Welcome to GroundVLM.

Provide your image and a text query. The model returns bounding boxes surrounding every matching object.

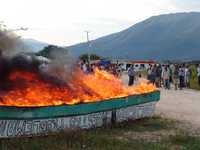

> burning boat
[0,51,160,138]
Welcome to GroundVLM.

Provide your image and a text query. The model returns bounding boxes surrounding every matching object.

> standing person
[169,64,175,84]
[161,65,165,87]
[155,64,162,88]
[173,65,179,90]
[178,65,185,90]
[116,64,122,77]
[147,65,152,81]
[185,66,191,88]
[163,66,170,89]
[128,65,135,86]
[82,63,87,73]
[197,64,200,87]
[151,65,157,85]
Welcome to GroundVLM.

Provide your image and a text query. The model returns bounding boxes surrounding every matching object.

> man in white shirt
[197,64,200,86]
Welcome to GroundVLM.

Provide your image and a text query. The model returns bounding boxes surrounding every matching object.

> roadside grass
[168,133,200,150]
[190,77,200,90]
[189,65,200,90]
[1,116,200,150]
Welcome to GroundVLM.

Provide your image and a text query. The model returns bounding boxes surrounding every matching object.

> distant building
[110,59,156,71]
[128,60,155,71]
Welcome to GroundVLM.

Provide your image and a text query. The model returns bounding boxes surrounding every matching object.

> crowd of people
[129,63,200,90]
[80,60,200,90]
[80,61,123,76]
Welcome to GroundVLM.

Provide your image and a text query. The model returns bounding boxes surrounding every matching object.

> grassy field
[1,117,200,150]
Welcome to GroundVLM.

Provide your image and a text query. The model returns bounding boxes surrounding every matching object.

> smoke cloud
[0,26,29,56]
[0,23,77,90]
[38,47,77,86]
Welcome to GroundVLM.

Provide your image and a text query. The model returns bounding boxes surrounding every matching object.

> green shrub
[189,65,200,90]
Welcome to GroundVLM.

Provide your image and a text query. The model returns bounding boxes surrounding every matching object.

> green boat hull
[0,91,160,138]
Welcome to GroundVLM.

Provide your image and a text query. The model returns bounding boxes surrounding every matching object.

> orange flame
[0,68,157,107]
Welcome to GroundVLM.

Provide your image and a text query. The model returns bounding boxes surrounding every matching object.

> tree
[36,45,68,59]
[79,53,101,62]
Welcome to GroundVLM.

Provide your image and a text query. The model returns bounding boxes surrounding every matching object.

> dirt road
[156,88,200,127]
[122,74,200,127]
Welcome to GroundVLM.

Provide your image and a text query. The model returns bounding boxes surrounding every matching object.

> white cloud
[0,0,199,46]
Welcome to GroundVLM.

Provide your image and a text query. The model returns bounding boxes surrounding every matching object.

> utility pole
[85,31,91,64]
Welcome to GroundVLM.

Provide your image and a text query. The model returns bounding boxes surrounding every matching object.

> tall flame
[0,68,156,107]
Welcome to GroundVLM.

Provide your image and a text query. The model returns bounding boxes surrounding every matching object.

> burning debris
[0,52,156,107]
[0,26,156,107]
[0,49,157,107]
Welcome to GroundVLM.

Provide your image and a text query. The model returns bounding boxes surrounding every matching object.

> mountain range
[68,12,200,60]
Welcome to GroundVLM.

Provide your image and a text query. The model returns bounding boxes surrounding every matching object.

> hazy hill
[68,12,200,60]
[22,39,48,52]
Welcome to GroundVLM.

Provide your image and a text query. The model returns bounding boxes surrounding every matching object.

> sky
[0,0,200,46]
